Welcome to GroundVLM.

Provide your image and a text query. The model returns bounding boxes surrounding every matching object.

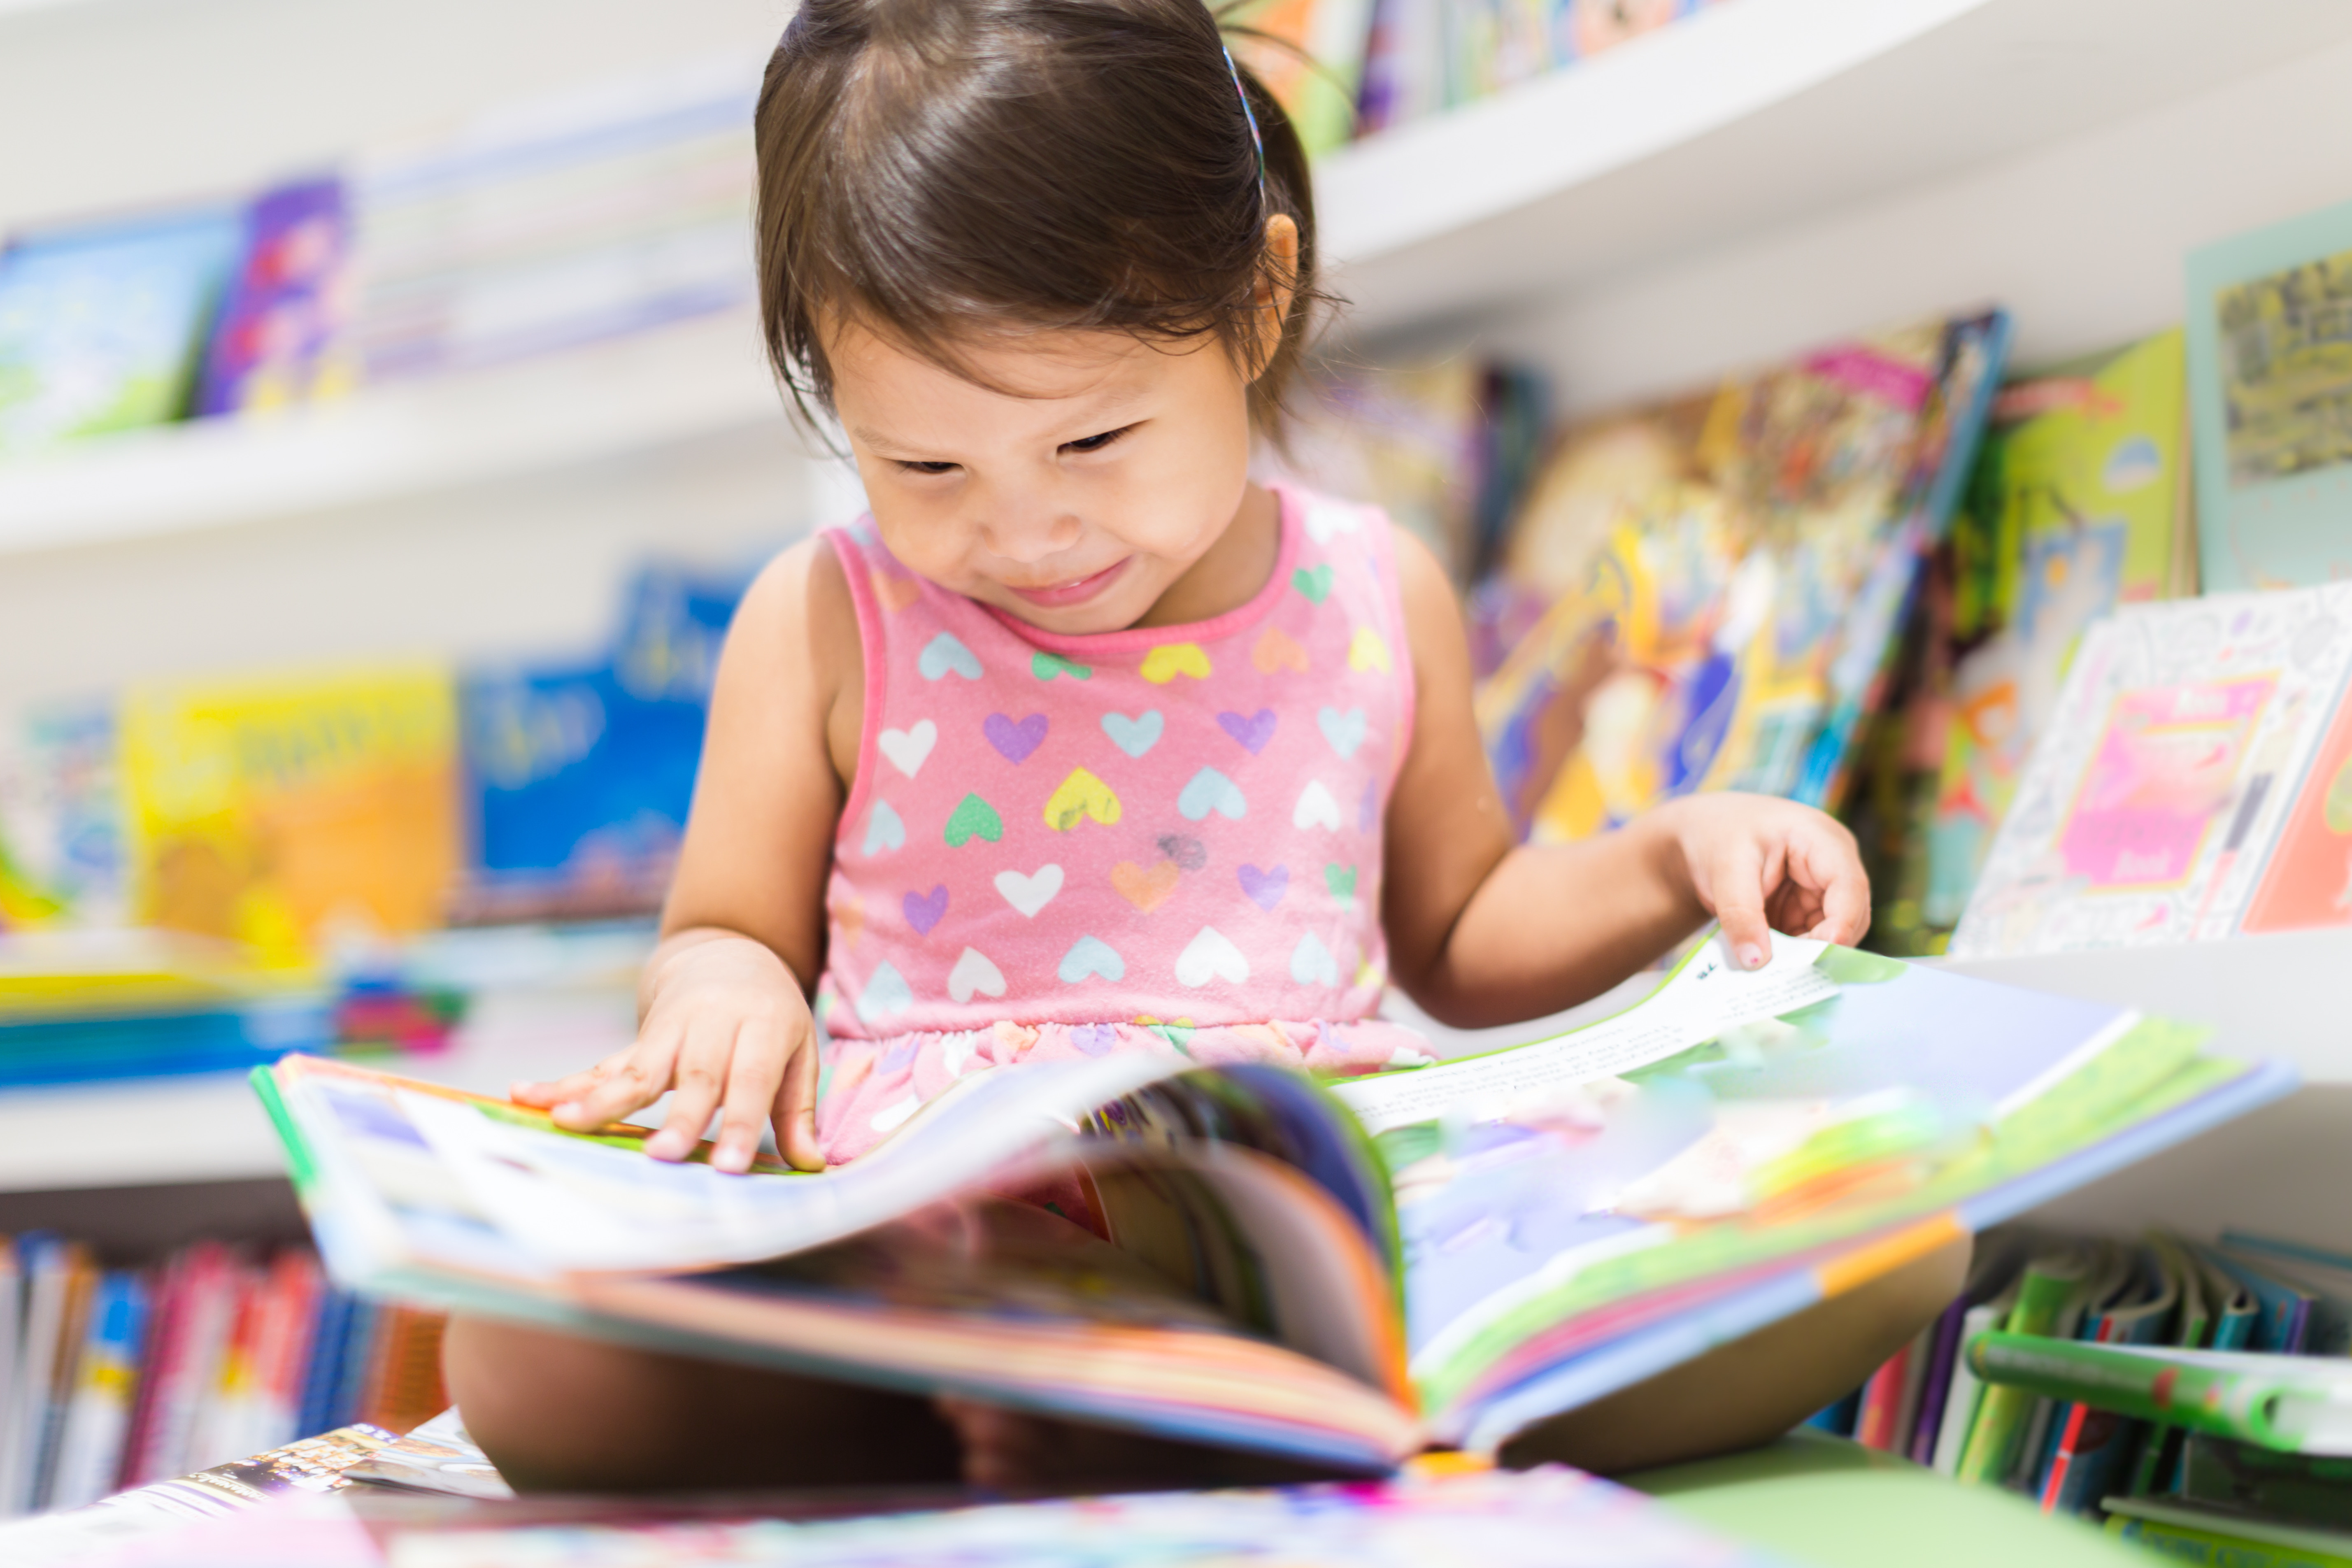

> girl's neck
[1127,482,1282,631]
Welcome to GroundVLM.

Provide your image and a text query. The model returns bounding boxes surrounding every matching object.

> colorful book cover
[1227,0,1378,157]
[1923,332,2193,932]
[2238,660,2352,934]
[193,177,356,418]
[456,563,743,922]
[120,666,460,961]
[1476,310,2008,843]
[0,703,123,932]
[1950,584,2352,958]
[2187,195,2352,591]
[0,205,243,454]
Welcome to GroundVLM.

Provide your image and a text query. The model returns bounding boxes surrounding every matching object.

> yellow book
[121,666,459,961]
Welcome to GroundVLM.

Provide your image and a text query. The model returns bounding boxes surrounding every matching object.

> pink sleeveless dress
[813,483,1434,1163]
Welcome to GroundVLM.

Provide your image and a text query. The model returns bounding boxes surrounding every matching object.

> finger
[775,1028,826,1172]
[647,1015,733,1162]
[1810,849,1873,946]
[710,1013,787,1175]
[1705,838,1775,970]
[510,1048,632,1109]
[554,1028,682,1131]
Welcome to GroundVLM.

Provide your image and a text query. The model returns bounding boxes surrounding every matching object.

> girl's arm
[510,537,863,1170]
[1380,528,1869,1028]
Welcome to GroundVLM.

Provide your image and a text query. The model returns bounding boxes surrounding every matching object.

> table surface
[1626,1431,2149,1567]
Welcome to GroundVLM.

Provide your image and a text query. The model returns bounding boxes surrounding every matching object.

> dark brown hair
[753,0,1323,436]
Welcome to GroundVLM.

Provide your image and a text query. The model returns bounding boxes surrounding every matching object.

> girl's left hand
[1657,792,1871,970]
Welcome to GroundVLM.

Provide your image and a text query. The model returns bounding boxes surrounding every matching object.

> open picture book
[252,933,2292,1469]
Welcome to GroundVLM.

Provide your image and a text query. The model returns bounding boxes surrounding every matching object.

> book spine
[1932,1302,2002,1475]
[1957,1264,2080,1484]
[1966,1334,2297,1451]
[1910,1295,1968,1465]
[1856,1340,1912,1450]
[2106,1512,2352,1568]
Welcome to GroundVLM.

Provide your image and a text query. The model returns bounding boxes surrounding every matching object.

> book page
[1329,934,1834,1137]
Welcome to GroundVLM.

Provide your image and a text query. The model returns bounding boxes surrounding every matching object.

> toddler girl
[446,0,1963,1491]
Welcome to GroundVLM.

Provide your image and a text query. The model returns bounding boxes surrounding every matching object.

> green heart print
[1325,863,1357,899]
[1292,564,1334,604]
[1031,651,1093,681]
[944,793,1005,847]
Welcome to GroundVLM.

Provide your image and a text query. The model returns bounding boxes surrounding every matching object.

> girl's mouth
[1004,557,1131,609]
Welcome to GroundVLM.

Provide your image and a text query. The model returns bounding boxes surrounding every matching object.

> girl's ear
[1247,214,1301,382]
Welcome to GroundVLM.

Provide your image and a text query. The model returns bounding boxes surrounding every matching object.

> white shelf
[1320,0,2352,337]
[1938,927,2352,1087]
[0,984,640,1193]
[0,309,788,554]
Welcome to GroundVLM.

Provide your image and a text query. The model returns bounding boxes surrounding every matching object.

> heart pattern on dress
[879,720,937,778]
[1043,769,1122,830]
[1112,860,1181,912]
[993,864,1063,917]
[1293,780,1342,831]
[1317,706,1366,759]
[1101,710,1163,758]
[855,961,914,1021]
[1252,626,1309,674]
[1058,936,1125,983]
[947,947,1005,1003]
[1290,932,1339,986]
[983,712,1048,764]
[1031,651,1092,681]
[1217,708,1277,755]
[861,800,906,856]
[1139,642,1212,683]
[1177,767,1248,822]
[1324,864,1357,902]
[1175,926,1249,986]
[943,793,1004,846]
[1291,563,1333,604]
[1347,626,1391,674]
[919,632,984,681]
[1238,863,1289,910]
[902,884,949,935]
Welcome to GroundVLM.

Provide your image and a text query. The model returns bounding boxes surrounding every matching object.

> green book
[2105,1496,2352,1568]
[1968,1334,2352,1454]
[1955,1247,2094,1486]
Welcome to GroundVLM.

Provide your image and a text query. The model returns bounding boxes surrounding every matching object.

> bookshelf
[1320,0,2352,337]
[0,311,784,555]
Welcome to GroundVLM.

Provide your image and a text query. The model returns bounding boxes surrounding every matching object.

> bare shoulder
[717,534,865,782]
[1386,523,1473,673]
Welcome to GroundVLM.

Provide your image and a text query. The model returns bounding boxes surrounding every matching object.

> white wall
[1501,27,2352,414]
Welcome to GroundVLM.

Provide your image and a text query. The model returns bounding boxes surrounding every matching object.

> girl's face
[827,318,1258,635]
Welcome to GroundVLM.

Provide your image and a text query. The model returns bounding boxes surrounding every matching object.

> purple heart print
[983,712,1049,763]
[1217,708,1279,755]
[902,884,949,935]
[1237,863,1289,910]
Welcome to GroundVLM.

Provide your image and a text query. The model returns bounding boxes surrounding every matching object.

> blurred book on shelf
[1470,308,2010,845]
[0,55,761,463]
[1274,354,1549,590]
[1947,582,2352,958]
[1849,332,2198,956]
[1356,0,1721,137]
[2187,194,2352,593]
[0,1232,447,1521]
[0,207,245,457]
[344,56,758,384]
[1827,1219,2352,1549]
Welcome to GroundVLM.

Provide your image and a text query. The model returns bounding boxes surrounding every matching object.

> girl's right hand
[508,932,826,1174]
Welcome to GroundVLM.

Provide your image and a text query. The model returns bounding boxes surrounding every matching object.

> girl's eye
[1061,426,1131,455]
[896,459,959,475]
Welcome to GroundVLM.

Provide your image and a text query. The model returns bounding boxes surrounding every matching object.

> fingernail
[551,1101,581,1122]
[716,1142,749,1174]
[646,1132,688,1160]
[1737,944,1764,970]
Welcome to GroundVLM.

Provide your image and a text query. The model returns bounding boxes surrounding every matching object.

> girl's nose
[977,504,1083,565]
